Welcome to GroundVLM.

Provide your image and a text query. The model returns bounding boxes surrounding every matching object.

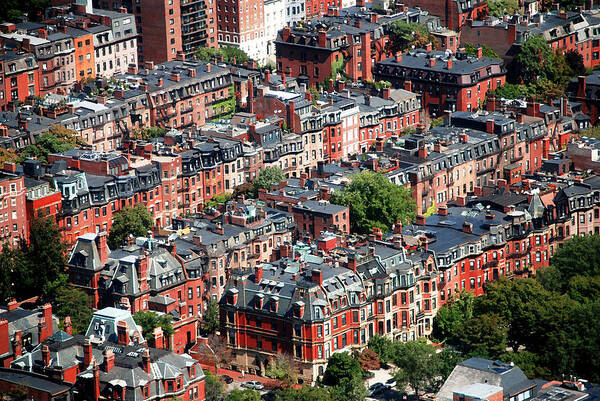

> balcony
[482,260,499,269]
[507,246,532,259]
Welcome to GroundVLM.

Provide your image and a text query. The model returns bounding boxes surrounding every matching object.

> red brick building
[0,368,73,401]
[0,163,28,247]
[374,48,505,116]
[292,200,349,239]
[0,52,39,111]
[398,0,488,31]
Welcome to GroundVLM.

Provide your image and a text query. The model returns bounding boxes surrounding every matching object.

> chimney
[97,95,107,104]
[127,65,138,74]
[347,254,357,272]
[12,330,22,357]
[254,265,263,283]
[395,52,402,62]
[97,232,109,264]
[357,0,365,6]
[508,24,517,44]
[153,326,164,349]
[137,251,149,282]
[393,220,403,233]
[426,42,433,51]
[562,98,570,117]
[188,68,196,77]
[64,316,72,335]
[157,77,163,87]
[404,80,412,92]
[418,145,428,159]
[38,28,48,39]
[415,215,426,225]
[318,30,327,47]
[428,57,436,67]
[84,339,93,366]
[456,196,466,206]
[117,321,129,345]
[282,26,291,42]
[486,119,495,133]
[354,20,362,28]
[42,344,50,367]
[170,72,181,82]
[328,78,334,93]
[438,205,448,216]
[462,221,473,233]
[299,173,307,187]
[477,47,483,58]
[0,320,8,358]
[265,69,271,84]
[337,80,345,92]
[4,162,16,173]
[447,58,453,69]
[176,51,186,61]
[577,76,586,98]
[103,348,115,372]
[142,349,151,374]
[311,269,323,285]
[382,87,391,99]
[93,361,101,401]
[370,13,378,23]
[281,72,286,86]
[144,61,155,70]
[214,221,224,235]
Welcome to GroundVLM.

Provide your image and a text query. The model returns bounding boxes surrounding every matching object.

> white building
[285,0,305,27]
[92,9,138,78]
[264,0,286,63]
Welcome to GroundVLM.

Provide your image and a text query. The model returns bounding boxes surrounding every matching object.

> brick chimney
[347,254,357,272]
[508,24,517,44]
[12,330,22,357]
[382,87,391,99]
[128,64,138,74]
[0,320,9,359]
[103,348,115,372]
[577,76,586,98]
[42,344,50,366]
[311,269,323,285]
[428,57,436,67]
[462,221,473,233]
[64,316,72,335]
[157,77,163,87]
[393,220,403,233]
[418,145,428,159]
[39,303,53,342]
[447,58,453,69]
[142,349,151,374]
[426,42,433,51]
[282,26,291,42]
[153,326,164,349]
[438,205,448,216]
[84,339,93,366]
[96,232,109,264]
[318,30,327,47]
[404,80,412,92]
[370,13,378,23]
[415,215,426,225]
[477,47,483,58]
[93,361,100,401]
[395,52,402,62]
[486,119,495,133]
[254,265,263,283]
[117,321,129,345]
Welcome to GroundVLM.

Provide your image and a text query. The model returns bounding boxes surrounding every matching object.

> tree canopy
[204,370,224,401]
[201,299,221,334]
[195,46,250,65]
[330,170,416,234]
[133,311,174,341]
[463,43,500,58]
[322,352,363,386]
[1,0,50,22]
[108,204,154,249]
[19,125,87,163]
[486,0,519,17]
[53,278,93,335]
[130,126,166,140]
[388,22,436,53]
[225,390,262,401]
[249,167,286,198]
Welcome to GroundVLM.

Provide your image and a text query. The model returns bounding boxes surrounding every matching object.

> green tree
[486,0,519,16]
[53,283,93,334]
[367,335,394,363]
[474,278,549,352]
[567,275,600,304]
[265,353,300,388]
[250,167,286,198]
[19,125,86,163]
[565,49,586,76]
[108,204,154,249]
[392,340,442,396]
[322,352,363,386]
[204,370,225,401]
[541,235,600,292]
[1,0,50,22]
[463,43,500,58]
[460,313,509,359]
[195,46,250,64]
[432,291,474,344]
[430,117,445,128]
[202,299,221,334]
[388,22,436,53]
[331,376,367,401]
[511,35,570,85]
[579,125,600,138]
[226,389,262,401]
[488,83,531,100]
[17,213,67,297]
[130,126,167,140]
[0,242,20,303]
[276,386,333,401]
[205,193,232,209]
[195,47,223,62]
[330,170,416,234]
[133,311,174,341]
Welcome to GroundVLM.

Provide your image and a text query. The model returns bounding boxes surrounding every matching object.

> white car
[242,380,265,390]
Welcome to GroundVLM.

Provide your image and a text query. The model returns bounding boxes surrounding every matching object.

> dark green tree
[460,313,509,359]
[463,43,500,58]
[204,370,225,401]
[133,311,174,341]
[367,335,395,363]
[388,22,436,53]
[541,234,600,292]
[202,299,221,334]
[567,275,600,304]
[276,386,333,401]
[432,291,474,344]
[17,213,67,297]
[488,83,531,100]
[0,242,20,303]
[330,376,367,401]
[1,0,50,22]
[226,389,262,401]
[250,167,286,198]
[487,0,519,16]
[108,204,154,249]
[19,125,86,163]
[53,282,93,334]
[330,170,416,234]
[322,351,363,386]
[195,46,250,64]
[565,49,586,76]
[392,340,442,396]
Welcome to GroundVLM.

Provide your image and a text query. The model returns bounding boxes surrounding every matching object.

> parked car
[242,381,265,390]
[386,378,396,388]
[223,375,234,384]
[369,383,389,397]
